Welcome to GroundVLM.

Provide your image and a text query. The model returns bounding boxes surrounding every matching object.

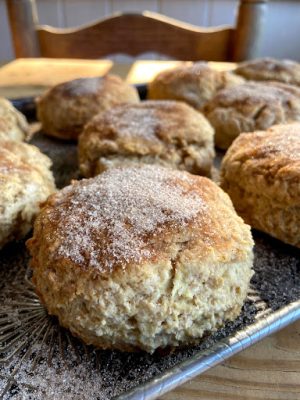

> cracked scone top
[28,165,253,353]
[78,100,215,177]
[204,81,300,149]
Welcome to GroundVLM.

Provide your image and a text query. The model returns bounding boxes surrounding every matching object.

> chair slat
[37,12,234,61]
[6,0,269,61]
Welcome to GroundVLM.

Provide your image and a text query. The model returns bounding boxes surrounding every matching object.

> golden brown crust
[203,81,300,149]
[78,100,215,177]
[0,139,56,248]
[29,166,249,274]
[36,75,140,140]
[147,62,244,109]
[0,97,29,141]
[235,58,300,86]
[220,123,300,247]
[27,165,253,352]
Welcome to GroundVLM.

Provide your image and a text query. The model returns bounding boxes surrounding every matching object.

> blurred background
[1,0,300,61]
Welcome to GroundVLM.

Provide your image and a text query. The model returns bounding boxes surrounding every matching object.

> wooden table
[0,58,299,400]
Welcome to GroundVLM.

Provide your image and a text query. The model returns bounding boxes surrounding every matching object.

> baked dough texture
[36,75,140,140]
[0,97,29,141]
[220,123,300,248]
[78,100,215,177]
[204,81,300,149]
[147,62,244,109]
[27,165,254,353]
[0,140,56,249]
[235,57,300,86]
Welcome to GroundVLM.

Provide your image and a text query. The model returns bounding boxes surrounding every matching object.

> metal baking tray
[0,86,299,399]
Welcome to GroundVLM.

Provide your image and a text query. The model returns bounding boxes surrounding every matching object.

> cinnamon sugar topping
[216,82,300,105]
[59,77,103,97]
[94,101,196,141]
[262,124,300,160]
[100,105,161,141]
[49,166,206,271]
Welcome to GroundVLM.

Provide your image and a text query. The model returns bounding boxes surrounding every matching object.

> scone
[0,139,56,249]
[36,75,140,140]
[203,81,300,149]
[235,57,300,86]
[147,62,244,109]
[78,100,215,177]
[220,123,300,248]
[27,165,254,353]
[0,97,29,141]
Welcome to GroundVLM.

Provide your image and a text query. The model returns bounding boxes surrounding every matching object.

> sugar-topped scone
[220,123,300,248]
[36,75,140,140]
[235,57,300,86]
[147,62,244,109]
[204,81,300,149]
[27,165,254,353]
[0,139,56,249]
[79,100,215,178]
[0,97,29,141]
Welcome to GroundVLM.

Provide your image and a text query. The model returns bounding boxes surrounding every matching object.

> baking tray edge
[116,300,300,399]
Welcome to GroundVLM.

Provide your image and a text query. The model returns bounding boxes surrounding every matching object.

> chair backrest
[6,0,268,62]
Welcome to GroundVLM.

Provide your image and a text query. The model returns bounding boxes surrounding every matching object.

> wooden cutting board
[0,59,235,98]
[160,319,300,400]
[0,58,113,98]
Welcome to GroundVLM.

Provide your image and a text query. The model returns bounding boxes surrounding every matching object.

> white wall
[1,0,300,61]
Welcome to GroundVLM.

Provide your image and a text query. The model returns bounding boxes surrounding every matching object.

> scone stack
[24,68,256,354]
[147,59,300,247]
[4,58,298,354]
[149,60,300,149]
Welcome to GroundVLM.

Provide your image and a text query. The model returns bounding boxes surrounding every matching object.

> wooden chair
[6,0,269,62]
